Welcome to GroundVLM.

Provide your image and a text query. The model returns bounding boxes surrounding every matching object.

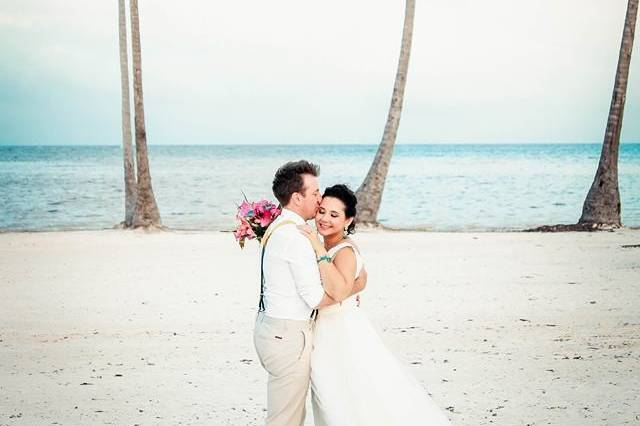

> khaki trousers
[254,312,314,426]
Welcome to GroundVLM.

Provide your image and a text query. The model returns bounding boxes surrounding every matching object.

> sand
[1,229,639,425]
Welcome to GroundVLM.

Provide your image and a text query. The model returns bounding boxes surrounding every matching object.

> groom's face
[299,174,321,220]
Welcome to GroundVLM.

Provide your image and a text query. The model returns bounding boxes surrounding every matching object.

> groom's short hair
[273,160,320,206]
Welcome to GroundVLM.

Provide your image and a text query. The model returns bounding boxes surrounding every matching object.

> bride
[298,184,451,426]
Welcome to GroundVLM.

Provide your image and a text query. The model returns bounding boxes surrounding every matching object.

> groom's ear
[290,191,302,206]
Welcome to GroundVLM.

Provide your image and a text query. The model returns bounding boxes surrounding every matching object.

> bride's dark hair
[323,184,357,235]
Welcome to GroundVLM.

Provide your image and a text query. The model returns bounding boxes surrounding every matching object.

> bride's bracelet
[317,254,332,264]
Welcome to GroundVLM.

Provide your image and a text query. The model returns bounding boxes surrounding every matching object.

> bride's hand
[297,224,324,254]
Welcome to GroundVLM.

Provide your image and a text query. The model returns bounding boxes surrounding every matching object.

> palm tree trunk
[579,0,638,228]
[356,0,415,225]
[130,0,162,228]
[118,0,137,228]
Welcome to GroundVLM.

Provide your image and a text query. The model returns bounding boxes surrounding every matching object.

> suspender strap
[259,220,296,311]
[259,247,267,312]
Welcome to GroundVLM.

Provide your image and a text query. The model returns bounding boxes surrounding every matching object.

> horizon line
[1,141,640,148]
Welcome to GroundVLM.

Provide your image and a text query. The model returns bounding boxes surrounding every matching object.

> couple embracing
[253,160,451,426]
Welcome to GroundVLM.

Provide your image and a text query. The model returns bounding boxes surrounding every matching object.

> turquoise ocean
[1,144,639,232]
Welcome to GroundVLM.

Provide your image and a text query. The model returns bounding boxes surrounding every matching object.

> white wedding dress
[311,242,451,426]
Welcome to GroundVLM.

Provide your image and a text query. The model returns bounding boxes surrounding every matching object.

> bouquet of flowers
[234,197,282,248]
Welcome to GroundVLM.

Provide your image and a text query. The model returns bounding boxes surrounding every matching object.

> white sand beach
[1,229,639,425]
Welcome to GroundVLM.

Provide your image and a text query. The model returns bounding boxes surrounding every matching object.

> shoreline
[2,224,640,235]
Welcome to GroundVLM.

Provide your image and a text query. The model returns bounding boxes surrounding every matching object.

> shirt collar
[280,208,306,225]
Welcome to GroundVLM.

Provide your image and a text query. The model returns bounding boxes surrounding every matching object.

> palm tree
[118,0,137,228]
[579,0,638,228]
[356,0,415,225]
[130,0,162,228]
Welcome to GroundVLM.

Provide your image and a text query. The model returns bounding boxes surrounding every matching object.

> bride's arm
[298,226,358,302]
[318,247,357,302]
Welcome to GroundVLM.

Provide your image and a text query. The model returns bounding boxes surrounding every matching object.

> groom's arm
[315,267,367,308]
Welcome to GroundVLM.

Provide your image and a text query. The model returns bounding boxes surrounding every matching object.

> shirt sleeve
[284,232,325,309]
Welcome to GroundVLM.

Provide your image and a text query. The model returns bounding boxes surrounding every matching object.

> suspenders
[258,220,296,312]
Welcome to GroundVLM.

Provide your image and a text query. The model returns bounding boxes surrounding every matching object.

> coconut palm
[118,0,137,228]
[356,0,415,225]
[130,0,162,228]
[579,0,638,228]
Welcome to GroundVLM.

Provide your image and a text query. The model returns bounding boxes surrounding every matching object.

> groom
[253,160,364,426]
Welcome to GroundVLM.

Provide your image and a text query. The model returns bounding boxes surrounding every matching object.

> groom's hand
[353,267,367,295]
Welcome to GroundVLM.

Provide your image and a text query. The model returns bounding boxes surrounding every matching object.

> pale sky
[0,0,638,145]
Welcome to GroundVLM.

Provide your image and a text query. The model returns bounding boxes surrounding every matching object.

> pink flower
[234,219,255,241]
[237,201,252,219]
[257,206,278,227]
